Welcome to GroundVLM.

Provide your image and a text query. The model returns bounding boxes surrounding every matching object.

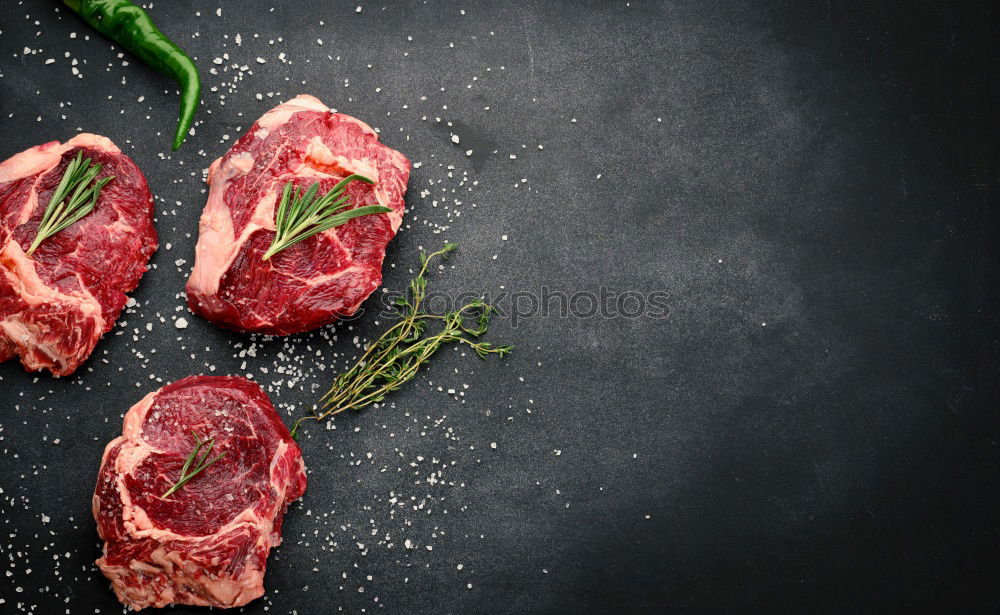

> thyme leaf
[160,431,227,498]
[27,151,114,255]
[291,244,512,438]
[263,174,392,260]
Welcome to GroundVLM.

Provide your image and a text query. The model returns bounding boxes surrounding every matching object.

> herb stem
[290,244,512,438]
[161,431,226,498]
[264,175,392,261]
[27,151,113,255]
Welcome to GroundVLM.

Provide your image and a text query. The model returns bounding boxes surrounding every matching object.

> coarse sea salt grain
[175,318,189,329]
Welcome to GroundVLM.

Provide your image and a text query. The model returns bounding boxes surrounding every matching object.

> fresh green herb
[291,244,512,438]
[160,431,226,498]
[263,175,392,261]
[27,152,113,255]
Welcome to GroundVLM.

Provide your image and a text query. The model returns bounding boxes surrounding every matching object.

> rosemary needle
[263,174,392,260]
[161,431,226,498]
[27,151,113,255]
[291,244,512,438]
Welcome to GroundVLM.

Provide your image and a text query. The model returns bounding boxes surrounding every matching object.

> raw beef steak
[185,94,410,334]
[93,375,307,610]
[0,134,157,376]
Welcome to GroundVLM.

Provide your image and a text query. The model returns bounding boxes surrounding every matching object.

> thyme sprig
[263,175,392,260]
[291,244,512,438]
[160,431,226,498]
[27,151,113,255]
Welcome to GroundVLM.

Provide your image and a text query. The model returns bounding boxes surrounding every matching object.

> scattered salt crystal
[175,318,189,329]
[451,134,460,144]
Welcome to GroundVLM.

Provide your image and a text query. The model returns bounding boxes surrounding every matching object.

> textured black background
[0,1,997,613]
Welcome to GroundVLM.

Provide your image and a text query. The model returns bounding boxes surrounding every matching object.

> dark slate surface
[0,1,997,613]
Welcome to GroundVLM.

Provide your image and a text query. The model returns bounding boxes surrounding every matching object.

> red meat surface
[185,94,410,334]
[93,375,307,610]
[0,134,157,376]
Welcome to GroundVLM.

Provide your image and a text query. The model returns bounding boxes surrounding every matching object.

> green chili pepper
[63,0,200,150]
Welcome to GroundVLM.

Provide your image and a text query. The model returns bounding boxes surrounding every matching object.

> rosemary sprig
[290,244,512,438]
[160,431,227,498]
[27,151,113,255]
[263,174,392,260]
